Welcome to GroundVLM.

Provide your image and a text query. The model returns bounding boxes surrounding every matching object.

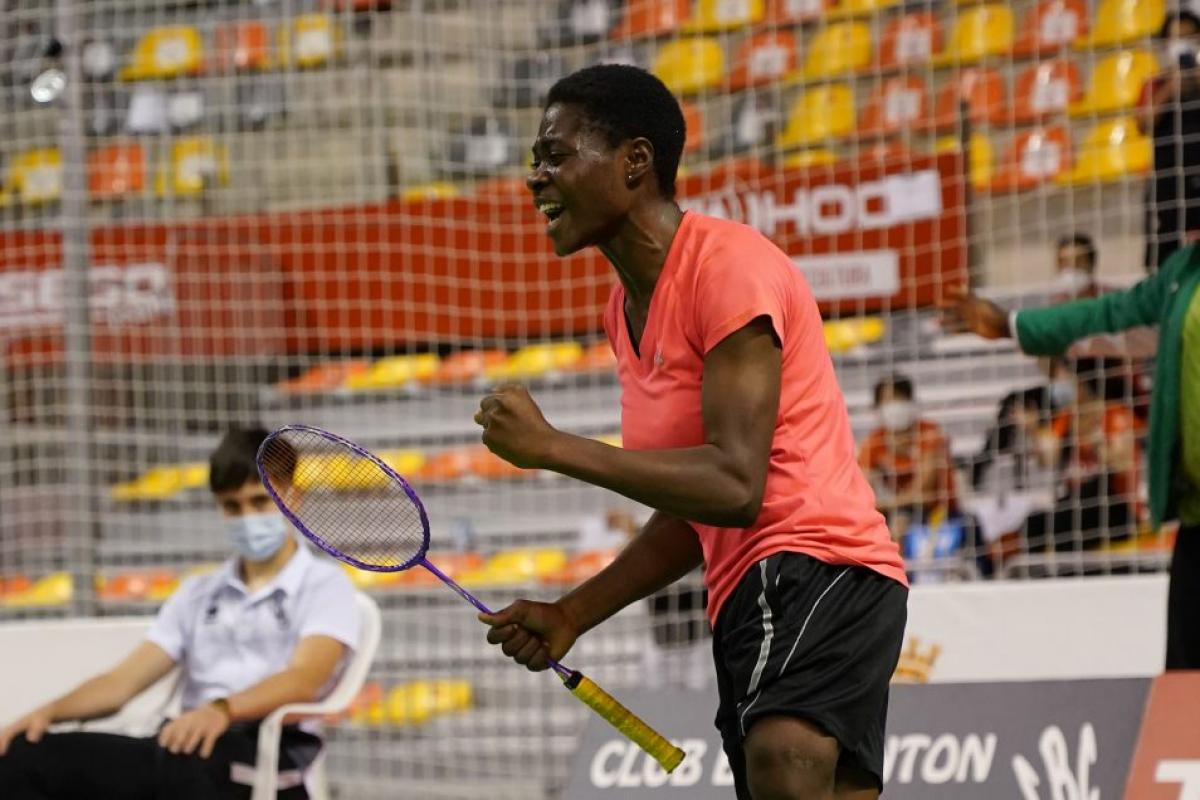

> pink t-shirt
[603,212,908,625]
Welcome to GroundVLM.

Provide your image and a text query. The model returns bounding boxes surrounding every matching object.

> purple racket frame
[257,424,575,680]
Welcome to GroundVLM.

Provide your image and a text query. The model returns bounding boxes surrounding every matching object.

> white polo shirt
[146,537,360,711]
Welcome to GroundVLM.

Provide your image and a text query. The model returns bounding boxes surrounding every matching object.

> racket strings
[260,429,427,569]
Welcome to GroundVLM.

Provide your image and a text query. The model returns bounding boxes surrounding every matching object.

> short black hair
[209,427,294,494]
[1056,233,1097,270]
[545,64,686,199]
[874,374,914,405]
[1159,10,1200,39]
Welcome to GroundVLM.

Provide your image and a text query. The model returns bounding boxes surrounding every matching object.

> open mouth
[535,200,566,232]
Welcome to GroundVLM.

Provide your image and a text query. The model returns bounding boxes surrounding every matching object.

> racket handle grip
[564,671,685,774]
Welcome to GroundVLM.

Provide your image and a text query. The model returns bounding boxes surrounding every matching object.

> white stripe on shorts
[737,559,775,736]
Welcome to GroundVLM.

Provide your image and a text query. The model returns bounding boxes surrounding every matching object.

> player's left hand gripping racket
[257,424,685,773]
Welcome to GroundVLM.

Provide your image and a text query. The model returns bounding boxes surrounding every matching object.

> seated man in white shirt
[0,427,361,800]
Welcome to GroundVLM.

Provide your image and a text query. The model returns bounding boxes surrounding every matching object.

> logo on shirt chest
[653,347,664,367]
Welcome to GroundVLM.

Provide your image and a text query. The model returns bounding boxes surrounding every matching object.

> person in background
[1052,233,1100,299]
[1022,358,1142,556]
[858,375,958,538]
[0,428,361,800]
[1139,10,1200,271]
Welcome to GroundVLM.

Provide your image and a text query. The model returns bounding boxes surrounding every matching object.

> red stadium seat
[1012,59,1083,123]
[681,100,705,154]
[212,21,271,72]
[427,350,508,385]
[1013,0,1088,57]
[858,77,929,137]
[925,68,1008,132]
[989,126,1072,192]
[611,0,691,39]
[88,143,146,200]
[727,31,798,91]
[876,12,942,70]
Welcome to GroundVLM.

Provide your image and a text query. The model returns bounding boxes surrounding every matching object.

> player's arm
[477,316,783,528]
[157,635,346,758]
[0,641,176,755]
[479,511,703,670]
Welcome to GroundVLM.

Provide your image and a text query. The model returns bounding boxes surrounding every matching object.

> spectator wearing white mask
[1051,233,1099,300]
[858,375,959,539]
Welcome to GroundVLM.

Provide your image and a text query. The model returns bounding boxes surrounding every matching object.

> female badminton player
[474,64,908,800]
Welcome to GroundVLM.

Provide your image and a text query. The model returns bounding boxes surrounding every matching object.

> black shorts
[712,551,908,797]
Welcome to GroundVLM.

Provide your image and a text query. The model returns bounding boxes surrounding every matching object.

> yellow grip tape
[568,674,686,773]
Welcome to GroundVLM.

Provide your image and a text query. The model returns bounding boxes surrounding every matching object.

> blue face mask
[1050,379,1076,407]
[227,512,290,562]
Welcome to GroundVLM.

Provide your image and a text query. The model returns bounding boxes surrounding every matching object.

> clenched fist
[474,384,562,469]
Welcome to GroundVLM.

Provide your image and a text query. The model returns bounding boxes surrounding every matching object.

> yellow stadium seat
[2,573,72,609]
[652,38,726,94]
[279,14,339,69]
[1079,0,1164,49]
[400,182,461,201]
[782,149,839,168]
[461,548,570,587]
[777,84,855,148]
[1058,117,1150,184]
[6,148,62,205]
[1069,50,1158,117]
[486,341,584,380]
[683,0,765,32]
[823,317,885,352]
[801,22,872,79]
[827,0,898,20]
[377,449,428,477]
[156,137,229,197]
[932,4,1014,66]
[936,132,994,191]
[119,26,203,80]
[345,354,440,390]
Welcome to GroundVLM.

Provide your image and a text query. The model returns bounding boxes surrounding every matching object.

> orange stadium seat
[683,0,764,32]
[728,31,798,91]
[1058,117,1150,183]
[469,446,535,481]
[932,4,1014,66]
[541,550,620,585]
[277,361,370,393]
[925,68,1008,132]
[427,349,508,385]
[989,126,1072,192]
[418,448,475,483]
[6,148,62,205]
[827,0,898,20]
[858,77,929,137]
[681,100,705,154]
[612,0,692,39]
[766,0,830,24]
[88,143,146,200]
[1012,59,1083,122]
[856,140,915,169]
[1013,0,1088,57]
[119,26,204,80]
[1078,0,1164,49]
[876,12,942,70]
[777,84,855,147]
[1069,50,1158,117]
[212,21,271,72]
[801,21,872,79]
[652,37,726,94]
[566,340,618,372]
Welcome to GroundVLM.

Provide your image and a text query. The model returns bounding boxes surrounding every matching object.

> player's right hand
[479,599,579,672]
[938,290,1011,340]
[0,704,54,756]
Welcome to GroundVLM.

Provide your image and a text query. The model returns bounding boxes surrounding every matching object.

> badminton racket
[256,424,685,773]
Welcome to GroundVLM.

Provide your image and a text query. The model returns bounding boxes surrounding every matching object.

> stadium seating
[119,26,203,80]
[1058,116,1151,183]
[485,342,584,380]
[278,361,371,394]
[345,354,441,390]
[1012,59,1083,122]
[88,143,146,200]
[782,149,838,168]
[766,0,829,23]
[539,0,623,44]
[611,0,692,39]
[1069,50,1159,117]
[278,14,338,69]
[876,11,942,70]
[989,126,1072,192]
[857,76,929,137]
[1012,0,1088,56]
[400,182,461,201]
[926,68,1008,132]
[727,30,798,90]
[682,0,764,32]
[430,349,509,384]
[827,0,897,19]
[681,100,705,153]
[932,4,1014,66]
[652,37,726,93]
[777,84,855,147]
[156,137,229,197]
[212,20,272,72]
[800,21,872,79]
[1078,0,1165,49]
[6,148,63,205]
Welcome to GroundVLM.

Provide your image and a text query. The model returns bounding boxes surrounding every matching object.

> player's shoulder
[302,549,357,594]
[171,567,223,601]
[685,212,781,258]
[681,213,795,282]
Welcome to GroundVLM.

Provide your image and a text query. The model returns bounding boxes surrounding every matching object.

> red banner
[0,154,965,361]
[1124,672,1200,799]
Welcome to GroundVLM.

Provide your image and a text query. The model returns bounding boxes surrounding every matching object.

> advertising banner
[1124,672,1200,799]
